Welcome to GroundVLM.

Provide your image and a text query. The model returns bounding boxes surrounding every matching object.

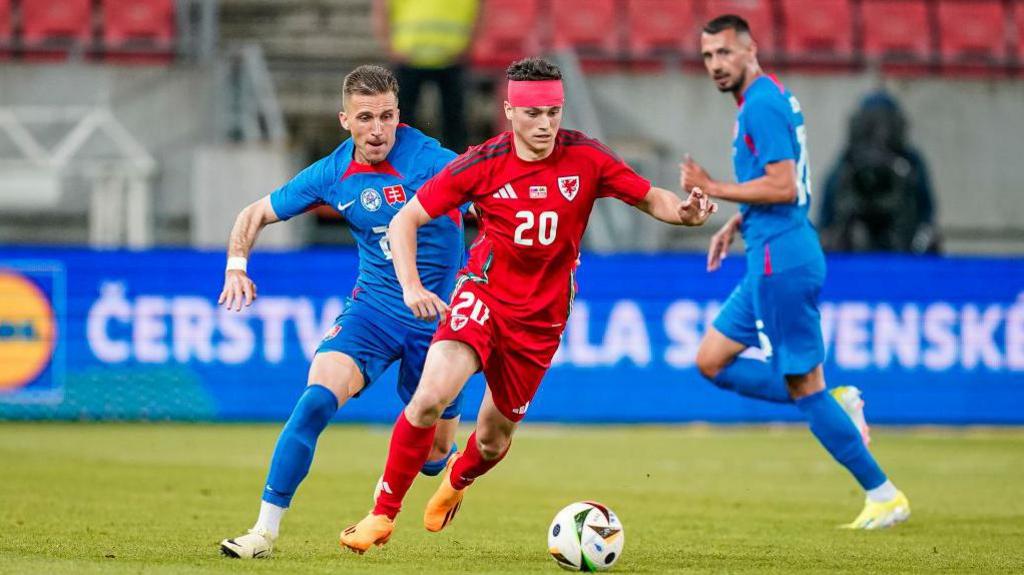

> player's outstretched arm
[218,196,280,312]
[389,197,450,322]
[682,156,798,205]
[635,186,718,226]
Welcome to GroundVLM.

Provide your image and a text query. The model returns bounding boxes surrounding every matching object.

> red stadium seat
[1018,1,1024,60]
[861,0,931,61]
[626,0,700,58]
[0,0,12,52]
[470,0,543,68]
[781,0,854,60]
[700,0,776,57]
[22,0,93,51]
[101,0,176,52]
[937,0,1007,63]
[551,0,619,56]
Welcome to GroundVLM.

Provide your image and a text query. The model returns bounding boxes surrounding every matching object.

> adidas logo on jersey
[511,402,530,416]
[492,183,517,199]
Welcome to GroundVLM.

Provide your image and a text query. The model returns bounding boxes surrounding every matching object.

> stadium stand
[860,0,932,62]
[437,0,1015,72]
[625,0,700,59]
[780,0,854,62]
[551,0,619,56]
[0,0,11,49]
[1018,0,1024,60]
[701,0,777,57]
[1,0,1021,254]
[100,0,176,60]
[1,0,1019,73]
[469,0,543,68]
[937,0,1007,63]
[22,0,94,56]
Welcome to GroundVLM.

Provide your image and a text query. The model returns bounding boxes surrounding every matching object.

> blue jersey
[270,125,464,328]
[733,75,821,274]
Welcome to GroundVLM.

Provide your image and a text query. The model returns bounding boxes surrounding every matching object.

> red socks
[373,411,437,519]
[450,431,510,490]
[371,420,512,518]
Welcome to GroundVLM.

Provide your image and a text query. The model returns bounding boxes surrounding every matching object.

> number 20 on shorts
[450,291,490,327]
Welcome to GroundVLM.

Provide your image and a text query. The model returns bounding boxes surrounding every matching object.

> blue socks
[796,390,887,490]
[712,358,793,404]
[262,384,338,507]
[710,358,889,491]
[420,441,458,476]
[261,384,458,506]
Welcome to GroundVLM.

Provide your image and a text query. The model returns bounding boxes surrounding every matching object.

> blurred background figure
[373,0,480,153]
[819,91,940,254]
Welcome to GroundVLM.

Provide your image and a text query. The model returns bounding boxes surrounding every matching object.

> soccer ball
[547,501,624,571]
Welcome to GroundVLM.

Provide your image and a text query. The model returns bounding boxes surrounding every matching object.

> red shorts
[432,280,562,422]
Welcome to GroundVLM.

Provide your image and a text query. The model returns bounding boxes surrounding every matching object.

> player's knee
[407,391,447,423]
[477,439,508,461]
[474,432,510,461]
[308,352,363,402]
[785,373,825,399]
[310,379,350,405]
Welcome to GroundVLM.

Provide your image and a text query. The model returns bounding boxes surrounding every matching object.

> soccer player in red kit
[340,57,717,553]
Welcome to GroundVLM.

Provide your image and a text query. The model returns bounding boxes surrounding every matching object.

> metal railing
[218,43,287,144]
[0,106,157,247]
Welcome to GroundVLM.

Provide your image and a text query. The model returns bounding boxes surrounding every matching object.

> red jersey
[417,130,651,329]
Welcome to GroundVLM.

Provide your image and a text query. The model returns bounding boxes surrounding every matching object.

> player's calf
[368,441,456,503]
[423,429,512,532]
[420,442,458,476]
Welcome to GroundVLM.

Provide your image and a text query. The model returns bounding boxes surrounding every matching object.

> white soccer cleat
[831,385,871,445]
[220,527,275,559]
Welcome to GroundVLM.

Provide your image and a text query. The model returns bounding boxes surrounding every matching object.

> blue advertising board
[1,247,1022,424]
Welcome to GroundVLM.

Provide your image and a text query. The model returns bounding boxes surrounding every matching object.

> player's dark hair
[703,14,751,37]
[506,57,563,81]
[342,65,399,101]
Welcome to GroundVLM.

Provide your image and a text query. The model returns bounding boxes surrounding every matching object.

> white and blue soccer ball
[547,501,624,572]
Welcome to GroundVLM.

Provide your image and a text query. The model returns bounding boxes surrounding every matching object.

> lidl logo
[0,271,56,391]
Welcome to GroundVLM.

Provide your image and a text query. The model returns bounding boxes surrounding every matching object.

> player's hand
[219,270,257,312]
[680,155,712,194]
[707,219,738,272]
[404,285,449,323]
[677,186,718,226]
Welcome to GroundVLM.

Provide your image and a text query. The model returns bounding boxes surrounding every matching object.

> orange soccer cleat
[339,512,394,554]
[423,452,467,532]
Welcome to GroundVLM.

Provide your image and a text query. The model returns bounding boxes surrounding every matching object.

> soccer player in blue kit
[682,16,910,529]
[217,65,467,558]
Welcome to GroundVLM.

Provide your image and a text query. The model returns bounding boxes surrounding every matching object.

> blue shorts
[713,264,826,376]
[316,298,463,419]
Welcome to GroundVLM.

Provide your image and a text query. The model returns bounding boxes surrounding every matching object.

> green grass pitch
[2,423,1023,574]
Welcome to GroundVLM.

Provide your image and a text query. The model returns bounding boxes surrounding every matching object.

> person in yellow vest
[373,0,480,153]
